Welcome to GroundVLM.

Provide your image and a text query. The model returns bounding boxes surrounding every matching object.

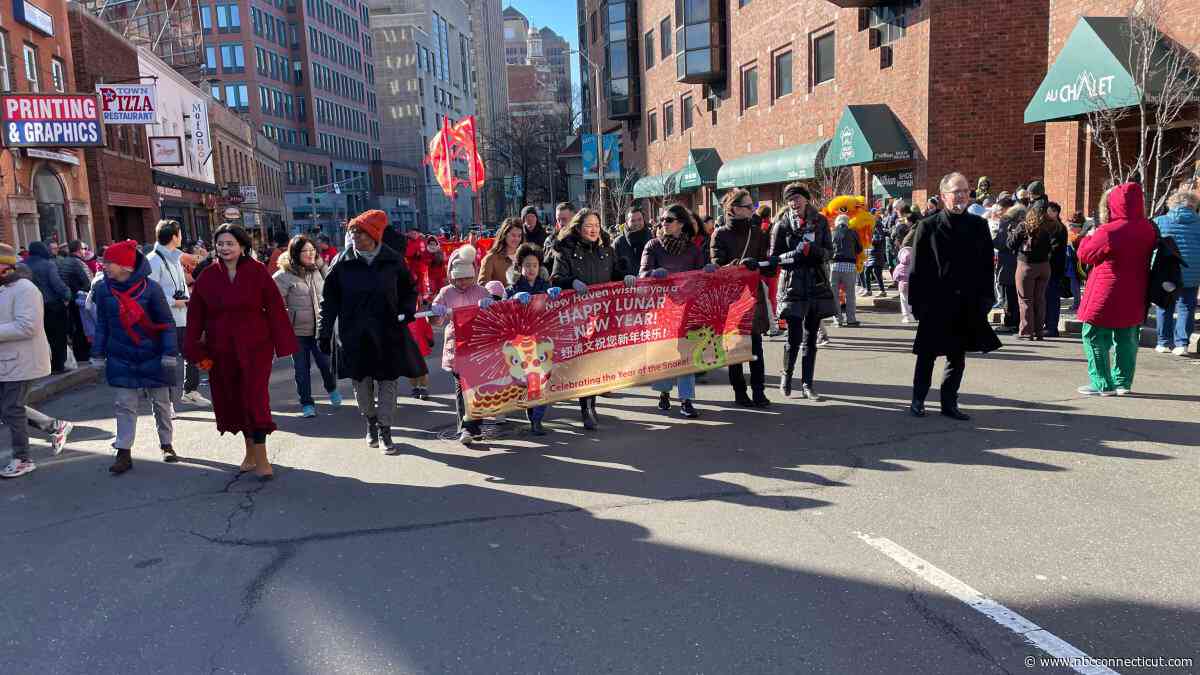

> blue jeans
[527,405,547,423]
[293,336,337,405]
[652,373,696,400]
[1156,287,1198,348]
[1044,276,1063,335]
[1069,276,1081,310]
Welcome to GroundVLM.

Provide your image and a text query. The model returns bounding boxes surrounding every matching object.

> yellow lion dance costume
[820,195,876,272]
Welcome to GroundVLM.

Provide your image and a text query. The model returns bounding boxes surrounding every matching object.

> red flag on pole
[425,117,458,198]
[450,116,486,193]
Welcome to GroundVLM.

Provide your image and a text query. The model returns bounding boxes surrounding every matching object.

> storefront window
[34,169,67,244]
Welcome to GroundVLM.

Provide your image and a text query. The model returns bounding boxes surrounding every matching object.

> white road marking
[854,532,1118,675]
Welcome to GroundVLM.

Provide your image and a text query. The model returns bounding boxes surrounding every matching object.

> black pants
[1002,284,1019,328]
[68,301,90,363]
[861,266,885,294]
[729,332,765,394]
[783,310,821,385]
[44,302,69,373]
[912,350,966,409]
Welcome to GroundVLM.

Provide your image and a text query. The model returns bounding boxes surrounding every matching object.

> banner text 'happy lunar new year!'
[452,269,760,419]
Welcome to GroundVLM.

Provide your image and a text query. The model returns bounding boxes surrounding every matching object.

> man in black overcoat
[907,172,1002,420]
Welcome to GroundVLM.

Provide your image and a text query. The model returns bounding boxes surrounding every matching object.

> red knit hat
[104,239,138,269]
[349,210,388,243]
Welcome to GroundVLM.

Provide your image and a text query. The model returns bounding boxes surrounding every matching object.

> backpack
[1147,223,1187,311]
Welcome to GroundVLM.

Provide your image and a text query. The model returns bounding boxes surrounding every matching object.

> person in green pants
[1074,183,1157,396]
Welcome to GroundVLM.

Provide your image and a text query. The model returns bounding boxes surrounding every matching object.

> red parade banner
[452,269,760,419]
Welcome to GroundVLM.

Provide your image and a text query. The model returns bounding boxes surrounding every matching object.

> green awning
[716,138,830,189]
[632,173,671,198]
[871,169,914,199]
[676,148,723,191]
[1024,16,1167,124]
[825,105,913,168]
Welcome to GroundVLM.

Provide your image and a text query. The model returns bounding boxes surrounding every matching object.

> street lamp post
[569,49,606,232]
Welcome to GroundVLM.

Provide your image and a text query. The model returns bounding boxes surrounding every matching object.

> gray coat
[273,253,325,337]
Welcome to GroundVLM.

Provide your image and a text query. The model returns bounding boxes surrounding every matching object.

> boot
[238,437,256,473]
[381,427,401,455]
[580,399,597,430]
[366,417,380,448]
[109,448,132,475]
[734,390,755,407]
[658,392,671,411]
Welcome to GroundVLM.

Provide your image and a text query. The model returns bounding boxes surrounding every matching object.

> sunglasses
[659,216,678,223]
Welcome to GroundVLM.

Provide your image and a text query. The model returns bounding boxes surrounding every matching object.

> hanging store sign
[96,84,158,124]
[190,99,210,166]
[149,136,184,166]
[13,0,53,36]
[25,148,79,166]
[240,184,258,204]
[1,94,103,147]
[223,207,242,220]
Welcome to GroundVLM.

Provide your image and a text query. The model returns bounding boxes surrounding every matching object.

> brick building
[579,0,1050,217]
[0,0,95,248]
[1029,0,1200,217]
[68,5,158,245]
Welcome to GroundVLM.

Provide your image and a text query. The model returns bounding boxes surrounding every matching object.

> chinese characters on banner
[452,269,760,419]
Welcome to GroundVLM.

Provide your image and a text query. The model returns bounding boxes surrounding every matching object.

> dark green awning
[716,138,829,189]
[676,148,723,191]
[1024,16,1168,124]
[825,105,913,168]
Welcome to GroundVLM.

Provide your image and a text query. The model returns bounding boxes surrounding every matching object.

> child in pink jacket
[893,245,915,323]
[430,245,490,445]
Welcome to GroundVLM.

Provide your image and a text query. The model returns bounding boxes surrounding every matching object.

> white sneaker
[1154,345,1171,353]
[0,458,36,478]
[1171,346,1188,356]
[50,420,73,455]
[458,430,474,447]
[180,391,211,406]
[1114,387,1131,396]
[1077,385,1116,397]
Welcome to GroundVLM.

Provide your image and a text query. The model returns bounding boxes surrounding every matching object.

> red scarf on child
[111,279,169,345]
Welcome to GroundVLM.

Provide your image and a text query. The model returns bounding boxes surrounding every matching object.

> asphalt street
[2,314,1197,675]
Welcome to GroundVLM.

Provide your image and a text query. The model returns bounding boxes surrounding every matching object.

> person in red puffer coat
[1075,182,1157,396]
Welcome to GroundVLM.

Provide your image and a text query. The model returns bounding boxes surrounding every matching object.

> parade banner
[453,269,759,419]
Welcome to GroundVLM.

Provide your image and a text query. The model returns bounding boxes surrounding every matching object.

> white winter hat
[835,214,851,227]
[449,244,477,280]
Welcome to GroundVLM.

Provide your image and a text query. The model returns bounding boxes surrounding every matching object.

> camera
[173,290,187,301]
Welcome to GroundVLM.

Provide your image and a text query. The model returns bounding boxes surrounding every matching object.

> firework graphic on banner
[456,298,575,386]
[683,271,757,335]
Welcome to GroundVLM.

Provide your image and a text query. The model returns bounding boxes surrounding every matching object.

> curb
[27,364,101,405]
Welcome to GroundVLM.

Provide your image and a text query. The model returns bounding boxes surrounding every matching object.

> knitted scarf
[111,279,169,345]
[659,232,690,257]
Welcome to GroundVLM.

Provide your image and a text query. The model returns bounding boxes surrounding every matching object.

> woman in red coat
[185,224,297,481]
[1075,182,1156,395]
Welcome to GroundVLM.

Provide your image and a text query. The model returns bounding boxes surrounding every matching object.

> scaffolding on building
[79,0,205,83]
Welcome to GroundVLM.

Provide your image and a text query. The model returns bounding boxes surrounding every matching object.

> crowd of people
[0,169,1196,481]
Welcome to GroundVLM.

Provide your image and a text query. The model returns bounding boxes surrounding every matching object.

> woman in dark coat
[186,224,297,481]
[318,210,426,453]
[992,204,1024,332]
[711,188,774,407]
[641,203,711,418]
[769,183,834,401]
[550,207,635,430]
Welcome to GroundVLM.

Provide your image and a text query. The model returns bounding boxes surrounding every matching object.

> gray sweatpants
[114,387,174,450]
[354,377,397,426]
[831,269,858,323]
[0,380,32,463]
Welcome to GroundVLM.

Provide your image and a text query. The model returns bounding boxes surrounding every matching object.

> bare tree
[1084,0,1200,215]
[480,111,573,211]
[816,166,855,211]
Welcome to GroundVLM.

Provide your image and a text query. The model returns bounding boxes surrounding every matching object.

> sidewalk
[27,363,101,406]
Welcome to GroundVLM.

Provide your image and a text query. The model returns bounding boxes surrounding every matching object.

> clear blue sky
[505,0,581,110]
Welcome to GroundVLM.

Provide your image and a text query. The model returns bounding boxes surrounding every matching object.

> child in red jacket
[407,298,435,399]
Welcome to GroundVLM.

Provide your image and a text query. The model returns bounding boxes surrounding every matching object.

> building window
[663,101,674,136]
[22,44,38,93]
[50,58,65,92]
[773,50,792,99]
[0,33,10,92]
[681,93,693,130]
[659,17,671,59]
[644,31,654,69]
[740,64,757,111]
[869,5,909,46]
[200,6,212,32]
[648,110,657,142]
[220,44,245,73]
[812,31,834,86]
[217,4,241,32]
[674,0,725,83]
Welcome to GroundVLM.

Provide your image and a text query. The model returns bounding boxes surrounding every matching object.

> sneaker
[50,420,73,455]
[1154,345,1171,353]
[329,390,343,407]
[1172,346,1188,356]
[679,399,698,418]
[458,430,474,446]
[1076,385,1116,397]
[1114,387,1131,396]
[800,384,823,402]
[816,336,832,347]
[0,458,36,479]
[161,445,179,463]
[658,392,671,411]
[301,404,317,418]
[876,291,888,298]
[180,390,211,406]
[844,321,861,327]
